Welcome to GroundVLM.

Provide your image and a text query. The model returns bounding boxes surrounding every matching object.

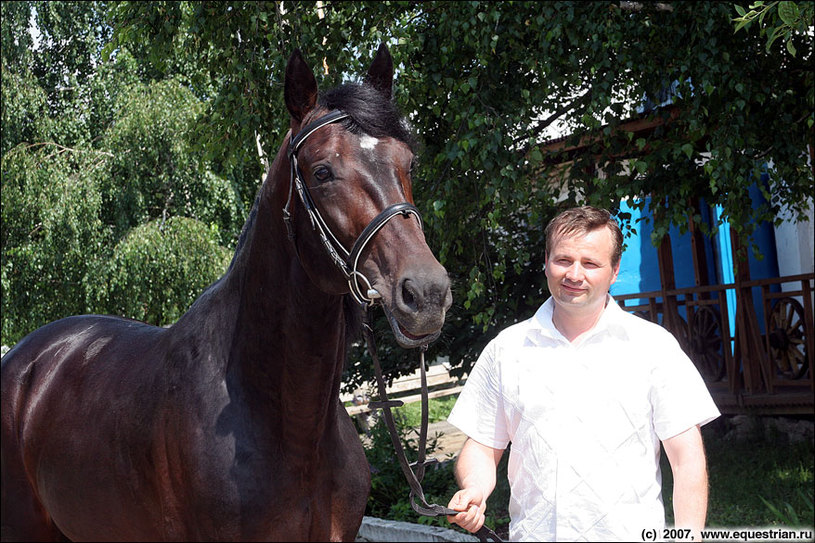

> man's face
[544,226,620,317]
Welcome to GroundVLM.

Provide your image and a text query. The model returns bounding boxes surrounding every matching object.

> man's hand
[446,438,504,533]
[447,487,487,533]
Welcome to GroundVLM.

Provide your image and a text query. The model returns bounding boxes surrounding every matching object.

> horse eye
[313,166,333,182]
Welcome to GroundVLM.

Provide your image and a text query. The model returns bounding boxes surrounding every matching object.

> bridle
[283,109,422,307]
[283,109,502,542]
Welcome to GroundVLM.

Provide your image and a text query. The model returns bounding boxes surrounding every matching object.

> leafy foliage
[733,1,815,56]
[1,2,241,346]
[99,77,244,244]
[362,410,510,536]
[2,2,812,389]
[1,144,108,343]
[91,216,231,326]
[759,489,814,527]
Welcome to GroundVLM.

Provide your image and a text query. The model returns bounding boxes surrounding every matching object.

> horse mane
[319,83,417,151]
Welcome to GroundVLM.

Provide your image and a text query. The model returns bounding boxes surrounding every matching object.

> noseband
[283,109,422,307]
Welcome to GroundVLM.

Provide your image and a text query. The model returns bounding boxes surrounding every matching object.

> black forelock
[318,83,416,151]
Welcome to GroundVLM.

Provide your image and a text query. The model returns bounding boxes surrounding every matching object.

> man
[446,206,720,542]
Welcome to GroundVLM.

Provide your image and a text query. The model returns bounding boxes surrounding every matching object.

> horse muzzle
[379,269,452,348]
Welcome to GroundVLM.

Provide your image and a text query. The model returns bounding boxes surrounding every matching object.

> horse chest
[158,417,367,540]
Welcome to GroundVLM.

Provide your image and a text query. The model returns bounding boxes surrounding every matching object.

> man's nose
[564,262,583,281]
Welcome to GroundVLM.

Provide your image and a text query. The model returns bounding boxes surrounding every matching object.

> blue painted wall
[611,177,780,335]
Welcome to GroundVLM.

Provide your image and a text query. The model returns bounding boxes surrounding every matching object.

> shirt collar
[527,294,626,346]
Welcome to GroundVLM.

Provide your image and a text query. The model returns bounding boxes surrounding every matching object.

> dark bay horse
[1,44,451,542]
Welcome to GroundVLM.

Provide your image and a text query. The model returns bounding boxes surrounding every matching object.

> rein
[284,109,502,542]
[362,309,502,542]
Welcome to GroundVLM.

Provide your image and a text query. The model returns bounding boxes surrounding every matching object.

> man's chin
[554,291,589,304]
[552,293,606,312]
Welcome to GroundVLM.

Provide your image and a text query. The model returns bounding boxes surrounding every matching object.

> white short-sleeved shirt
[448,296,720,542]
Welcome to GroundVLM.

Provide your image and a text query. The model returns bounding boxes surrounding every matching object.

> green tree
[99,77,243,244]
[4,1,811,385]
[105,1,813,383]
[733,1,815,56]
[1,143,109,343]
[0,1,42,157]
[91,216,232,326]
[26,1,113,149]
[1,1,242,346]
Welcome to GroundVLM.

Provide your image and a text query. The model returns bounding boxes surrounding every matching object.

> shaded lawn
[662,417,814,528]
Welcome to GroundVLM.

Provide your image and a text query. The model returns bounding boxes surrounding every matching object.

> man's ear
[610,262,620,285]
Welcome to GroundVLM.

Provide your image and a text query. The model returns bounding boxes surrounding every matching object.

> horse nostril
[400,279,419,313]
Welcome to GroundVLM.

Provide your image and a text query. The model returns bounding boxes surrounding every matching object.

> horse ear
[285,49,318,124]
[365,43,393,100]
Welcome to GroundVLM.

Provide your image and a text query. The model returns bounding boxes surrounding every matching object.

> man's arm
[662,424,708,541]
[446,437,504,533]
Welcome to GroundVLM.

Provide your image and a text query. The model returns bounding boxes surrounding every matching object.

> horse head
[282,44,452,348]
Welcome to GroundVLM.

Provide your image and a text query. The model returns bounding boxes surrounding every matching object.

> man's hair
[544,206,624,267]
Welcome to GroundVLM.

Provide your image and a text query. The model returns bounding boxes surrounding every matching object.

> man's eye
[314,166,333,182]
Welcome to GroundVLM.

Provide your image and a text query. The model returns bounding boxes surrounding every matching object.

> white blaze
[359,134,379,150]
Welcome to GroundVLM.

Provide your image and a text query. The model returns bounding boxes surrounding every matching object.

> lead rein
[362,308,503,542]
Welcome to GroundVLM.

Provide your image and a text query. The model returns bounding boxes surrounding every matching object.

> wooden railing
[342,363,464,418]
[615,273,814,415]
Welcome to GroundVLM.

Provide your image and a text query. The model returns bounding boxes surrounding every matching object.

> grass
[362,396,814,537]
[663,417,814,528]
[393,393,459,427]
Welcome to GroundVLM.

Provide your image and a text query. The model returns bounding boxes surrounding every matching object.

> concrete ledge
[357,516,478,542]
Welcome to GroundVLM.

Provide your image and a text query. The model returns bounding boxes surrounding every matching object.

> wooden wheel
[664,312,690,355]
[689,306,726,382]
[768,297,808,379]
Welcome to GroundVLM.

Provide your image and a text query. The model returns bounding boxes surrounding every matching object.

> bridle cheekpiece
[283,109,423,307]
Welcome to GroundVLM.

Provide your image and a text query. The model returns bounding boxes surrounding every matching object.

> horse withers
[1,44,451,542]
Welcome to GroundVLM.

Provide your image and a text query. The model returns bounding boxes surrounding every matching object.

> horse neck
[224,148,350,457]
